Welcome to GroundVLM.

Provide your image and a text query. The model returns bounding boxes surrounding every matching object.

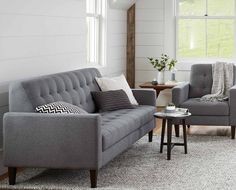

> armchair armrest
[230,85,236,125]
[172,82,190,107]
[132,89,156,106]
[3,112,102,170]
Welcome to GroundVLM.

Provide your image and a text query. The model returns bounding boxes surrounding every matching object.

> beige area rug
[0,135,236,190]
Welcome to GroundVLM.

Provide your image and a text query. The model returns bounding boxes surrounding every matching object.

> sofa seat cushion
[101,105,156,151]
[180,98,229,116]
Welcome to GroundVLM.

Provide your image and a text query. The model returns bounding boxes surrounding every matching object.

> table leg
[155,90,160,99]
[174,125,180,137]
[182,119,187,154]
[160,119,166,153]
[167,119,172,160]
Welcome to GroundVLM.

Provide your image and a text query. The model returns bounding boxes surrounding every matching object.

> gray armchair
[172,64,236,139]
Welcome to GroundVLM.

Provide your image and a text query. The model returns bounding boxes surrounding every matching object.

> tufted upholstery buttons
[189,64,213,98]
[22,68,102,113]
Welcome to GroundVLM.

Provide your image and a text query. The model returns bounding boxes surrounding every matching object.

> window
[86,0,106,65]
[176,0,236,60]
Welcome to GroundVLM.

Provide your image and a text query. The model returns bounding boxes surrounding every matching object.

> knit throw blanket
[200,62,234,102]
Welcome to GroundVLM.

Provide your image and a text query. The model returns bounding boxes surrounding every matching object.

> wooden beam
[126,4,135,88]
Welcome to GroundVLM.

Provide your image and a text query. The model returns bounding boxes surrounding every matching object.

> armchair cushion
[101,105,156,150]
[181,98,229,116]
[189,64,213,98]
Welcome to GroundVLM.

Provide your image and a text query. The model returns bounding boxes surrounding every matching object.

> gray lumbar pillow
[91,89,134,112]
[35,101,88,114]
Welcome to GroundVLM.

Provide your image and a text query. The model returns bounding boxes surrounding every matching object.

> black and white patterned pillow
[35,101,88,114]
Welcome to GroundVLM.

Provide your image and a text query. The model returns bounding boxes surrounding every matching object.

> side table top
[154,112,191,119]
[139,82,176,90]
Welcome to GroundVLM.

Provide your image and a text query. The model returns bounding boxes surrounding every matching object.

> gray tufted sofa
[172,64,236,139]
[3,68,156,188]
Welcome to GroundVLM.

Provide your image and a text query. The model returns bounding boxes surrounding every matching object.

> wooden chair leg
[148,130,153,142]
[174,125,180,137]
[8,167,16,185]
[231,126,235,139]
[90,170,98,188]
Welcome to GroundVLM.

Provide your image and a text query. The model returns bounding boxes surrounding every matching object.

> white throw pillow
[95,74,138,105]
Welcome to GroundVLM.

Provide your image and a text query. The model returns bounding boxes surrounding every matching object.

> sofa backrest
[9,68,101,113]
[189,64,236,98]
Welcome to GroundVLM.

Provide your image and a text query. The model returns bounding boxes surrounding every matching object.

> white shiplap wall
[0,0,127,147]
[135,0,190,106]
[100,8,127,77]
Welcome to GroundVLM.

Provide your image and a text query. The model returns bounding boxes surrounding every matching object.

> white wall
[100,7,127,77]
[0,0,127,147]
[135,0,190,106]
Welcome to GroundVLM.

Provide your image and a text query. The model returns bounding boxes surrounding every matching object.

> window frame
[86,0,107,67]
[175,0,236,62]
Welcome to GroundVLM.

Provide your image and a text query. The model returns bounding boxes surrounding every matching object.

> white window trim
[175,0,236,64]
[164,0,176,60]
[86,0,107,68]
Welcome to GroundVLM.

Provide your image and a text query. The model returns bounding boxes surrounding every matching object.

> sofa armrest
[172,82,190,107]
[3,112,102,170]
[132,89,156,106]
[230,85,236,125]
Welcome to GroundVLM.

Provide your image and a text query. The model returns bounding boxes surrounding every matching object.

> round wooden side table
[154,112,191,160]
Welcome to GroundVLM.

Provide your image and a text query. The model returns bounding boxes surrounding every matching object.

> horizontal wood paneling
[0,15,85,37]
[136,21,164,34]
[0,36,85,60]
[136,9,164,21]
[0,0,127,148]
[0,52,87,83]
[136,45,163,58]
[108,20,127,34]
[136,34,164,46]
[109,34,127,47]
[136,0,164,9]
[0,0,86,17]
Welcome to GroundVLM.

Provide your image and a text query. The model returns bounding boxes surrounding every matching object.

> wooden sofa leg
[174,125,180,137]
[231,126,235,139]
[148,130,153,142]
[8,167,17,185]
[187,125,190,128]
[90,170,97,188]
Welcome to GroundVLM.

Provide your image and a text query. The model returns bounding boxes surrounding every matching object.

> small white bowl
[166,106,176,111]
